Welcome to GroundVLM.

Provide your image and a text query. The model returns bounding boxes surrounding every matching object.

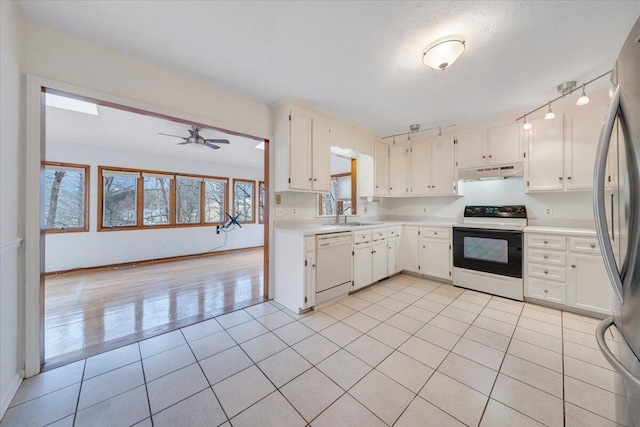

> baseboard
[0,372,22,419]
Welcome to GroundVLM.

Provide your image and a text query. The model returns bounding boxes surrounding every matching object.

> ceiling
[20,1,640,136]
[46,99,265,169]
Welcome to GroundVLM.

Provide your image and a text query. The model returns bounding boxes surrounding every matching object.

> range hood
[458,163,524,181]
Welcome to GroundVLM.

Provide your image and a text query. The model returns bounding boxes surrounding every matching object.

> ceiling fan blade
[177,141,190,145]
[204,142,221,149]
[205,139,230,144]
[159,133,187,139]
[188,129,199,138]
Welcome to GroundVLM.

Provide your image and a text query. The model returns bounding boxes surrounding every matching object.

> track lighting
[576,83,590,106]
[544,102,555,120]
[523,115,532,131]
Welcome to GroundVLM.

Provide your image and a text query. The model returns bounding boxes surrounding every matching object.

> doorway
[40,89,270,369]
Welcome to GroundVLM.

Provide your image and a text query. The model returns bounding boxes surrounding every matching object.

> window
[102,170,140,228]
[176,176,201,224]
[233,179,255,223]
[319,173,356,216]
[43,162,89,232]
[143,173,172,225]
[258,181,265,224]
[204,178,228,223]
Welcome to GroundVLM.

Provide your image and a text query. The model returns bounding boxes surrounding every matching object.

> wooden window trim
[203,178,229,224]
[232,178,256,224]
[258,181,265,224]
[43,161,90,233]
[98,165,231,231]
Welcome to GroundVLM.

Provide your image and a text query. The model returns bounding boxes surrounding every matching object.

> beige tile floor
[1,274,632,427]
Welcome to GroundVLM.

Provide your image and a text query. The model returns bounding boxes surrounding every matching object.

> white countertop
[275,219,460,236]
[523,225,597,237]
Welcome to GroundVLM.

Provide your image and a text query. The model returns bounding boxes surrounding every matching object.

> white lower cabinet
[387,237,396,276]
[525,232,613,315]
[403,226,420,274]
[274,231,316,312]
[353,241,373,291]
[372,239,388,282]
[421,237,451,280]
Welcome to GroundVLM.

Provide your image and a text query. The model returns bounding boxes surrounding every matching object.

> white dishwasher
[316,232,353,306]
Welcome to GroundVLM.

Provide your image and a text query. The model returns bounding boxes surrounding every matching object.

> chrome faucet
[335,206,352,224]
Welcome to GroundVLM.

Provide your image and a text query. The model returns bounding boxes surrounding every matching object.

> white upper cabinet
[429,137,456,195]
[389,144,408,196]
[274,102,331,193]
[409,142,430,196]
[374,141,389,196]
[526,103,607,193]
[456,130,485,169]
[486,123,523,165]
[564,105,607,190]
[526,116,565,192]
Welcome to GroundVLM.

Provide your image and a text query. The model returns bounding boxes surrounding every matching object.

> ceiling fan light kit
[422,35,466,71]
[159,125,230,150]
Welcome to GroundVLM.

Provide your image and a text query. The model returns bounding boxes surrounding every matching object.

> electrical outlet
[363,206,367,214]
[291,207,297,216]
[545,207,553,216]
[275,194,281,205]
[423,208,427,214]
[275,207,284,217]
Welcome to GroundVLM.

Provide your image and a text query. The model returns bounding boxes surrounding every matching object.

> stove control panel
[464,205,527,218]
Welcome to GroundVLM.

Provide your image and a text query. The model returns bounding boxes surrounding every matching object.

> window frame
[258,181,265,224]
[98,165,230,231]
[43,161,90,233]
[317,169,358,217]
[204,178,229,225]
[232,178,256,225]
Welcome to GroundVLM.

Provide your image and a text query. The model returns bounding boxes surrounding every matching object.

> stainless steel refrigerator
[593,15,640,427]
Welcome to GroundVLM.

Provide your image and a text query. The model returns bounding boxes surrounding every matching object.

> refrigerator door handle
[596,317,640,389]
[593,84,624,303]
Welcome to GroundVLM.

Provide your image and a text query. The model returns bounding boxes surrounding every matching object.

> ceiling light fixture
[544,102,555,120]
[576,83,590,106]
[422,35,466,71]
[523,115,532,131]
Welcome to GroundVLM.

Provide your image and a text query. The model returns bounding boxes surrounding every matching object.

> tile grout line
[561,309,567,427]
[71,359,87,426]
[137,343,155,427]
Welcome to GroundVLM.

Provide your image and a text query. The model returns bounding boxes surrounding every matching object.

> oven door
[453,227,523,278]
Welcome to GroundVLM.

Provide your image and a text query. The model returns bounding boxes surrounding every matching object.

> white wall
[387,178,595,223]
[45,140,264,272]
[0,0,24,418]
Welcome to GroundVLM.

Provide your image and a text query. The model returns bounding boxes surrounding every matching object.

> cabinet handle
[482,155,486,159]
[543,240,548,245]
[434,232,438,235]
[312,264,316,268]
[571,264,576,268]
[543,255,548,259]
[308,178,312,181]
[544,270,549,274]
[559,177,563,180]
[544,289,549,294]
[313,178,317,181]
[590,244,596,249]
[567,176,572,180]
[489,155,492,158]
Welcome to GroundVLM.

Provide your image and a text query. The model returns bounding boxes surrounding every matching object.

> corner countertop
[523,225,597,237]
[275,218,460,236]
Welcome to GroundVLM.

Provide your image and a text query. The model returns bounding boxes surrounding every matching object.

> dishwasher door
[316,233,353,293]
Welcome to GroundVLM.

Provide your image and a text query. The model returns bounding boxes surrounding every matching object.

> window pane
[177,178,201,224]
[234,181,254,222]
[143,177,171,225]
[258,182,265,223]
[44,167,86,229]
[204,181,226,223]
[103,175,137,227]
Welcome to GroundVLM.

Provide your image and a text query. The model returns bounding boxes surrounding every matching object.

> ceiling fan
[159,125,230,150]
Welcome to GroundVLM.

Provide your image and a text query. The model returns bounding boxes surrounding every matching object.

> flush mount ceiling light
[422,35,466,71]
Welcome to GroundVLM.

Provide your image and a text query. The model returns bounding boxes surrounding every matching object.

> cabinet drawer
[527,234,566,250]
[528,278,566,304]
[353,240,372,249]
[305,237,315,252]
[387,227,397,238]
[528,263,566,282]
[569,237,600,254]
[528,249,566,266]
[372,230,387,240]
[353,230,372,243]
[421,227,450,239]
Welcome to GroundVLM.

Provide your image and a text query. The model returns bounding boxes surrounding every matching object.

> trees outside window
[233,179,254,223]
[204,179,227,223]
[102,171,139,227]
[176,177,201,224]
[319,174,355,216]
[43,162,89,232]
[143,174,172,225]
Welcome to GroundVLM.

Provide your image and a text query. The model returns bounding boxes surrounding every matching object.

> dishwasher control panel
[317,232,353,249]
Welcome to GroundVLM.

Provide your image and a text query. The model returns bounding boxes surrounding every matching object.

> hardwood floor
[44,248,264,369]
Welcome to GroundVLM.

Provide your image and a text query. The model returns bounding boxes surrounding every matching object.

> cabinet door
[374,142,389,196]
[389,145,407,196]
[403,227,420,273]
[564,105,607,191]
[456,131,485,169]
[353,244,373,290]
[372,240,388,282]
[430,137,456,195]
[289,112,312,191]
[526,116,564,192]
[387,238,396,276]
[486,123,522,165]
[567,253,612,315]
[304,250,316,309]
[311,120,331,192]
[409,142,430,195]
[421,238,451,280]
[395,227,404,273]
